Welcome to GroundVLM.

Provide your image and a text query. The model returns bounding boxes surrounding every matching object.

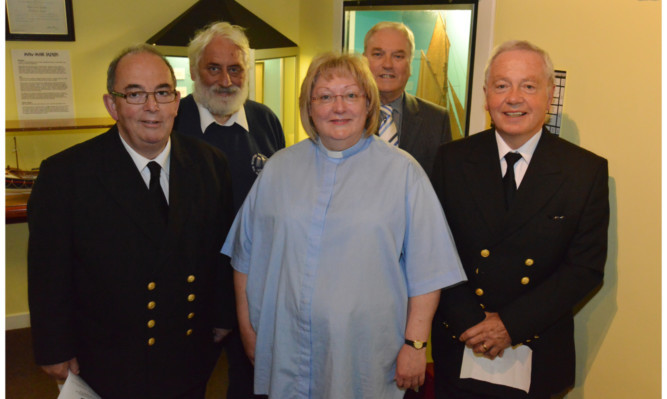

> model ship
[6,137,39,189]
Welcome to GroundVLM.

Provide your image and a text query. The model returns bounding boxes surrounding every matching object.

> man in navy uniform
[431,40,609,399]
[28,44,235,398]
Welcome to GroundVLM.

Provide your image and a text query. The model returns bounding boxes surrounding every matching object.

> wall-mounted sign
[11,49,75,120]
[6,0,75,41]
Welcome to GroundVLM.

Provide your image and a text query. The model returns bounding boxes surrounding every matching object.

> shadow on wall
[559,115,619,398]
[570,176,618,399]
[558,114,580,146]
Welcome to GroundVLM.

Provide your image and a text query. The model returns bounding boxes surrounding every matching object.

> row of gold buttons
[146,275,197,346]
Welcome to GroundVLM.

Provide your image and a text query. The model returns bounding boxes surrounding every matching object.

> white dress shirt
[119,133,171,203]
[495,130,542,188]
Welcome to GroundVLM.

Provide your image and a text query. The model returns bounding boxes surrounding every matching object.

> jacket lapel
[96,126,168,246]
[503,130,564,236]
[399,94,422,152]
[462,130,507,240]
[163,133,195,244]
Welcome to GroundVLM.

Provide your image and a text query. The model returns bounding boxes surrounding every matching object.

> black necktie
[503,152,522,209]
[147,161,169,222]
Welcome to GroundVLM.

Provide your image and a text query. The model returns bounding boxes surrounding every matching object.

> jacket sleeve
[430,144,485,335]
[27,157,77,365]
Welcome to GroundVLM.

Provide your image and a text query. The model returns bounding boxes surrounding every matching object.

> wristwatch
[404,339,427,349]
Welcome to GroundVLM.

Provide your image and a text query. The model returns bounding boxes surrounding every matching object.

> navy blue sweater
[174,95,285,212]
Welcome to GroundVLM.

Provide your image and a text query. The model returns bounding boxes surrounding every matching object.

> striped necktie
[379,105,398,146]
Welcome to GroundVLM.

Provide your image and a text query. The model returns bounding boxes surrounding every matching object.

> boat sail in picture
[6,137,39,189]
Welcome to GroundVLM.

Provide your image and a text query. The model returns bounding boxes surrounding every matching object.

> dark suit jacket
[27,126,235,399]
[431,128,609,397]
[399,93,452,178]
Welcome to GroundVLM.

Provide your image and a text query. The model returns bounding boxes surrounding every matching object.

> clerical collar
[317,134,370,159]
[196,100,249,134]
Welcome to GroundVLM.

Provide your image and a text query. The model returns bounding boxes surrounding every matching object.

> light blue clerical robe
[222,135,465,398]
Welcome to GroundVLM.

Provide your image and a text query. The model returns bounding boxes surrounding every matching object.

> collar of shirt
[119,132,171,194]
[316,134,370,160]
[495,129,542,187]
[196,100,249,134]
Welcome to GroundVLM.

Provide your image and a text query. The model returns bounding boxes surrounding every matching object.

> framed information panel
[6,0,75,41]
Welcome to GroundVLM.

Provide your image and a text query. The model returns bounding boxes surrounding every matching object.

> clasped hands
[459,312,512,360]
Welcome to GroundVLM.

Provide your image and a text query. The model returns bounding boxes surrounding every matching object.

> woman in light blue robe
[222,52,466,399]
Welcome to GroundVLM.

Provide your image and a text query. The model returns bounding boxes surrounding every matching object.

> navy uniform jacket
[28,127,235,398]
[431,128,609,397]
[174,94,285,212]
[398,93,452,178]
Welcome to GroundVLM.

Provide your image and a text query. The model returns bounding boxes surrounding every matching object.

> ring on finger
[482,343,489,351]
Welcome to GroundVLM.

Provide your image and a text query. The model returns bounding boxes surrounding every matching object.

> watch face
[406,339,426,349]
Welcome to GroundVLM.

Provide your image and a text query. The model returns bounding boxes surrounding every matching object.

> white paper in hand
[57,372,101,399]
[460,344,532,393]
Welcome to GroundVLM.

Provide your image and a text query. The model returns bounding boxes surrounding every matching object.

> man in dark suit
[28,44,235,399]
[173,21,284,398]
[431,40,609,398]
[363,21,452,177]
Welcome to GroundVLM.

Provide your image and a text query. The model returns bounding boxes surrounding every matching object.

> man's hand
[394,344,426,391]
[41,357,79,381]
[459,312,511,359]
[213,328,232,343]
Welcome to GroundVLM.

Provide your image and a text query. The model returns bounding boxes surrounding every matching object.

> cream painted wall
[492,1,660,398]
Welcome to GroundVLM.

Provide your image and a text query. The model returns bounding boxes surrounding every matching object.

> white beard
[193,77,249,117]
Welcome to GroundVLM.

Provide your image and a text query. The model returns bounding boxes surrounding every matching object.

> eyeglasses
[311,92,366,105]
[110,90,178,104]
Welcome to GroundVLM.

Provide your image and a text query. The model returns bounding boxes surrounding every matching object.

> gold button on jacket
[147,301,156,310]
[147,282,156,290]
[475,288,484,296]
[187,294,196,302]
[187,275,195,283]
[525,258,534,266]
[521,277,530,285]
[480,249,490,258]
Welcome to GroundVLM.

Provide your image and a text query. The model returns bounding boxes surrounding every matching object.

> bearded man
[174,21,285,212]
[173,21,285,399]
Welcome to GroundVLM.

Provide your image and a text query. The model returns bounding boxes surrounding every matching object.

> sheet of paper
[11,49,75,120]
[460,344,532,393]
[58,372,101,399]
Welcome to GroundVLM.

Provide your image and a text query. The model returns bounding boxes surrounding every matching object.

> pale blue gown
[222,135,465,398]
